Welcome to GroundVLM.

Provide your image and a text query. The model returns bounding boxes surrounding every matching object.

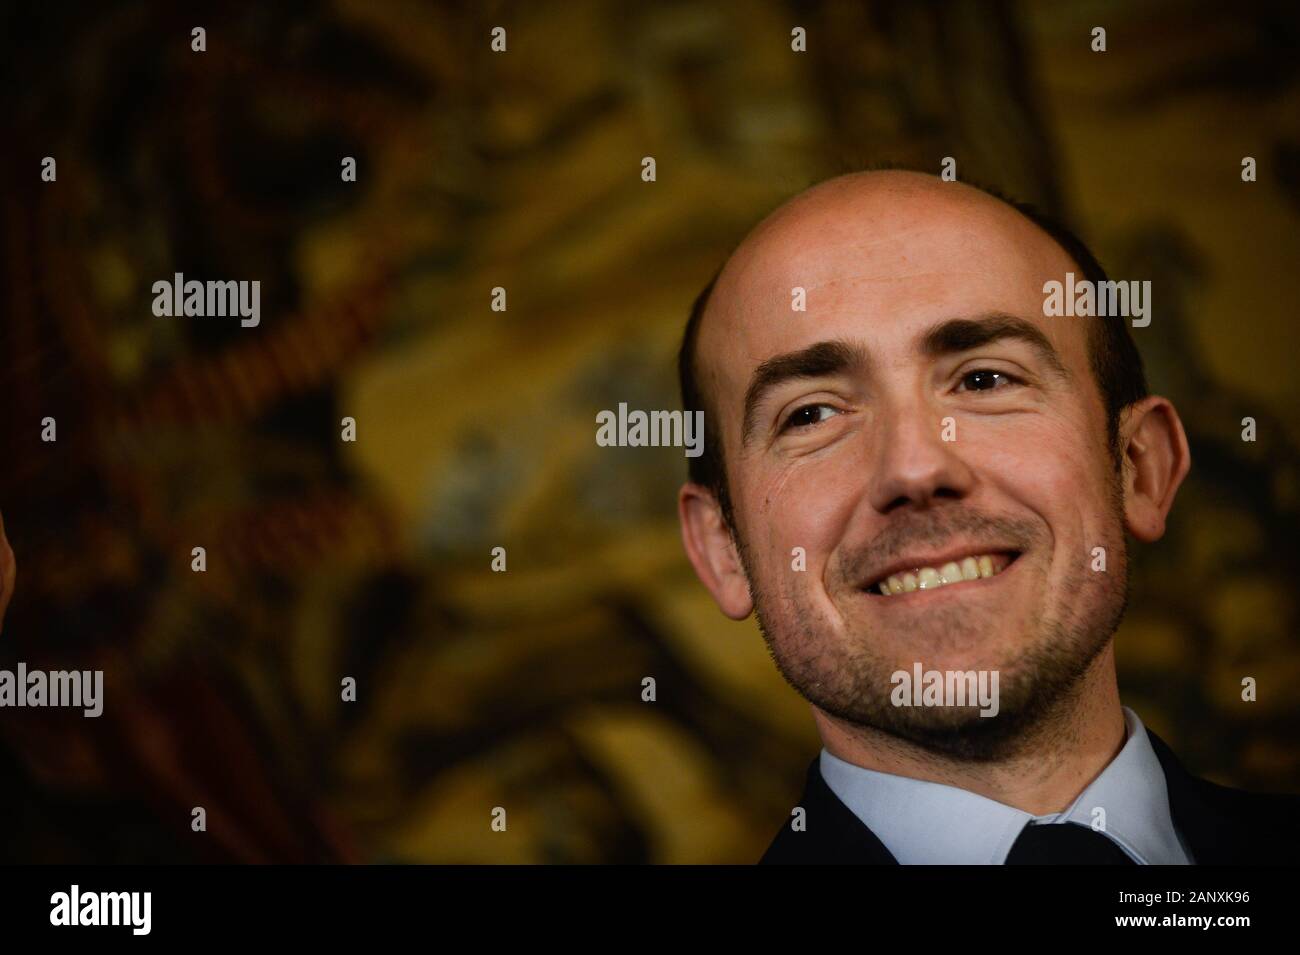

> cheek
[967,415,1118,543]
[743,453,865,578]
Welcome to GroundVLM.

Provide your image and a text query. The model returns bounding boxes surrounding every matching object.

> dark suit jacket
[760,728,1300,864]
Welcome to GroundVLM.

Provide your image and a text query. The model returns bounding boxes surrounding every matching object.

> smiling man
[676,169,1299,865]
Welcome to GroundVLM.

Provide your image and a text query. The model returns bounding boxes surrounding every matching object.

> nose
[865,399,976,514]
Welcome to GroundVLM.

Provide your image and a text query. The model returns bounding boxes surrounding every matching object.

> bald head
[679,169,1147,524]
[706,171,1057,343]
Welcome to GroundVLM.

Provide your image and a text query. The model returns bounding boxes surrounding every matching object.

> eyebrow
[742,339,869,444]
[739,313,1067,446]
[919,313,1068,378]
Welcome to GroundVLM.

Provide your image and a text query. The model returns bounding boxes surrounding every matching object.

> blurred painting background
[1,0,1298,863]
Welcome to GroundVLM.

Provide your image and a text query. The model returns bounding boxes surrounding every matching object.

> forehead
[697,174,1088,414]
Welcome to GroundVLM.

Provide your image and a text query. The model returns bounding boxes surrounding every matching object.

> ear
[1118,396,1191,543]
[0,508,14,635]
[678,483,754,620]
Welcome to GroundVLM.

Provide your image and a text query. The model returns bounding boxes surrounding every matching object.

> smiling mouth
[865,551,1019,596]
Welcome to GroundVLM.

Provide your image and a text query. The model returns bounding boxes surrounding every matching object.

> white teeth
[872,553,1009,596]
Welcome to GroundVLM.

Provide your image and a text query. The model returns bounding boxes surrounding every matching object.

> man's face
[692,173,1129,758]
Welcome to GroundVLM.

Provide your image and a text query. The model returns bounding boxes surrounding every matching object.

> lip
[859,548,1022,593]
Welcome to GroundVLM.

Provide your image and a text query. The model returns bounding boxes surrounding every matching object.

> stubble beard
[733,489,1130,763]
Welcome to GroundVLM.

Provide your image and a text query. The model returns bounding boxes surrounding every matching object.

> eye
[956,369,1021,392]
[781,403,840,431]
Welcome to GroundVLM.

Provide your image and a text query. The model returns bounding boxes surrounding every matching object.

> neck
[813,645,1126,816]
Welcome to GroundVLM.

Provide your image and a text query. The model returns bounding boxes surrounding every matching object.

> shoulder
[1146,727,1300,864]
[757,756,898,865]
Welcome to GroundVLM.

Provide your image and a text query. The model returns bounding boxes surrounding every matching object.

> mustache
[835,509,1043,585]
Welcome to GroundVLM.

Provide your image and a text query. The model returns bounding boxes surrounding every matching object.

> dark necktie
[1005,821,1137,864]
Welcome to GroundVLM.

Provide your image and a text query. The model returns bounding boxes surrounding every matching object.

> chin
[864,620,1035,671]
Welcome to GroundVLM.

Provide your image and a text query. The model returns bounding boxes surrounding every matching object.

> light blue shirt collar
[818,706,1192,864]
